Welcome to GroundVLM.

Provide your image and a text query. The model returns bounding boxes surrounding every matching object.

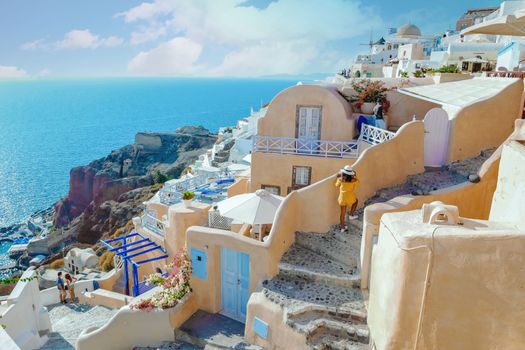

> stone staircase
[365,148,494,207]
[261,149,495,349]
[40,303,118,350]
[262,217,368,350]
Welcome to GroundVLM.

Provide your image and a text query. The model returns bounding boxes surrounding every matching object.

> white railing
[158,187,183,205]
[143,210,166,237]
[253,136,359,159]
[360,124,395,145]
[173,174,208,192]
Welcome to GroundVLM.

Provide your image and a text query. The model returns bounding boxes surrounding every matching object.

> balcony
[253,136,359,159]
[360,124,395,145]
[142,209,166,237]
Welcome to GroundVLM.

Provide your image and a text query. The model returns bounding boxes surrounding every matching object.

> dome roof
[397,23,421,38]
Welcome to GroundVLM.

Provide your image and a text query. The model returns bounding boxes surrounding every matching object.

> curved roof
[397,23,421,38]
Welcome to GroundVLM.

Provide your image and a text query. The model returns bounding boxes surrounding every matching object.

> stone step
[308,328,369,350]
[43,304,117,349]
[279,245,359,288]
[294,232,358,267]
[175,310,262,350]
[133,340,199,350]
[262,275,365,314]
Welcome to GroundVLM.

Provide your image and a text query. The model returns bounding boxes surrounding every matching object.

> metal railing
[360,124,395,145]
[208,210,234,230]
[143,210,166,237]
[253,136,359,159]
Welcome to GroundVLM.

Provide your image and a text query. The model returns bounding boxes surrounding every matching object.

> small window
[292,166,312,189]
[261,185,281,196]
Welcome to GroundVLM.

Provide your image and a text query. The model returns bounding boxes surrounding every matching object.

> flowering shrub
[351,79,389,103]
[130,249,192,311]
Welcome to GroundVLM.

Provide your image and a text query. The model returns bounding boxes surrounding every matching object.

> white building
[351,24,437,78]
[64,248,98,274]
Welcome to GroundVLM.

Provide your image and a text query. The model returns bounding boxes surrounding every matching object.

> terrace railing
[143,210,166,237]
[158,187,183,205]
[360,124,395,145]
[208,209,234,230]
[173,174,208,192]
[253,136,359,159]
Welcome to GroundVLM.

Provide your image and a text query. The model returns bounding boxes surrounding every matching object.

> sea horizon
[0,77,299,228]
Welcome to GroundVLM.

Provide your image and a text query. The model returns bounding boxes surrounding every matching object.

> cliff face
[53,126,217,244]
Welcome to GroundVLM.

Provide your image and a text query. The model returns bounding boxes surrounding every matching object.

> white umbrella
[217,189,284,225]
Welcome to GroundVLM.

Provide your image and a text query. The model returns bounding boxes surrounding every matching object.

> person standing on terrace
[357,98,385,132]
[336,166,360,232]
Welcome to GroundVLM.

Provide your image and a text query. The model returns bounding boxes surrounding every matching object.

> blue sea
[0,78,297,228]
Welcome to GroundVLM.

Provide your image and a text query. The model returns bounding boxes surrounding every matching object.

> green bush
[153,169,168,184]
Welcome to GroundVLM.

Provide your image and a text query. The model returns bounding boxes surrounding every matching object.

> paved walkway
[40,302,117,350]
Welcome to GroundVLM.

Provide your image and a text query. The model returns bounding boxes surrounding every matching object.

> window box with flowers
[350,79,391,114]
[130,250,192,311]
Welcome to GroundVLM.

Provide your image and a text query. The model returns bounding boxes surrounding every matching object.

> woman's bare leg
[350,200,358,216]
[340,206,347,228]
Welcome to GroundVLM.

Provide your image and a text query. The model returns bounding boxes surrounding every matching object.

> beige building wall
[258,84,355,141]
[368,208,525,350]
[251,83,357,193]
[445,78,523,162]
[489,141,525,224]
[397,43,425,60]
[250,153,356,195]
[384,90,440,128]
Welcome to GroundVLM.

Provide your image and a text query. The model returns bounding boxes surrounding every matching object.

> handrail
[360,124,396,145]
[253,136,359,159]
[143,210,166,237]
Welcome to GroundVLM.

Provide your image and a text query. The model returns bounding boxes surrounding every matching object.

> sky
[0,0,503,78]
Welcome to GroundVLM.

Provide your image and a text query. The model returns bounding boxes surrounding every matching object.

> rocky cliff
[53,126,217,244]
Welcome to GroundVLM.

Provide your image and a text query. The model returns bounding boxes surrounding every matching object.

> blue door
[221,247,250,323]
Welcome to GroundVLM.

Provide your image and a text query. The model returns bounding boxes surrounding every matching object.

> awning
[462,10,525,36]
[398,78,520,108]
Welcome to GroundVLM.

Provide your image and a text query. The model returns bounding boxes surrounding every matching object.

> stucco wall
[227,177,250,197]
[245,292,309,350]
[489,141,525,224]
[385,90,440,127]
[258,84,354,141]
[2,269,50,350]
[446,78,523,162]
[368,209,525,350]
[185,192,300,315]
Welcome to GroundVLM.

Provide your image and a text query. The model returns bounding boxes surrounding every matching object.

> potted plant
[182,191,195,208]
[413,70,424,78]
[351,79,390,114]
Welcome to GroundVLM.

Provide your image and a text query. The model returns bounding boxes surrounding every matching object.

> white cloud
[128,37,203,75]
[119,0,382,76]
[0,65,29,78]
[130,25,167,45]
[115,0,177,23]
[20,39,48,51]
[56,30,124,49]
